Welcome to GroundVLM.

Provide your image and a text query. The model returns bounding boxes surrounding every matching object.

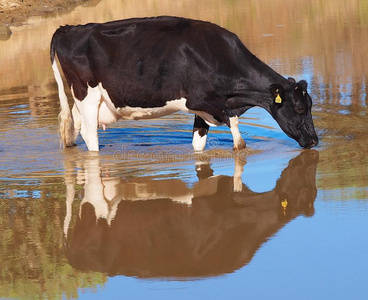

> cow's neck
[226,90,273,114]
[235,76,291,112]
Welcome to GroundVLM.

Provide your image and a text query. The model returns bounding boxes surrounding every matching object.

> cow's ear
[297,80,308,91]
[270,84,284,104]
[288,77,296,83]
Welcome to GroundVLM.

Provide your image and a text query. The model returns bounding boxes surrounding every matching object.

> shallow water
[1,0,368,299]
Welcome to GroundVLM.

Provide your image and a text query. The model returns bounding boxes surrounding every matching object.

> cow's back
[51,17,246,106]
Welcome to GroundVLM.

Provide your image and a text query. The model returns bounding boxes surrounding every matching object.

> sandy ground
[0,0,90,25]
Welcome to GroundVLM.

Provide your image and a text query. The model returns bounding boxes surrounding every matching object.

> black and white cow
[50,16,318,151]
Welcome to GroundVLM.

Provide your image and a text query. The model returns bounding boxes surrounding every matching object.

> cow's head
[269,78,318,148]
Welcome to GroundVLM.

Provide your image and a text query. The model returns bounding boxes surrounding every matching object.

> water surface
[1,0,368,299]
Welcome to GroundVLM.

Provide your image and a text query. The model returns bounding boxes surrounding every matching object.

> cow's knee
[192,115,209,151]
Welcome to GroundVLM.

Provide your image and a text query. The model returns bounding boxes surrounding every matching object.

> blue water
[73,174,368,300]
[1,0,368,299]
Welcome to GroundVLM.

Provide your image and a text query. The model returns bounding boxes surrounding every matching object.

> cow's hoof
[233,139,246,151]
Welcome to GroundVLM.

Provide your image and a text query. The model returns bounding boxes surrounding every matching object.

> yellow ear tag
[281,199,288,209]
[275,94,282,104]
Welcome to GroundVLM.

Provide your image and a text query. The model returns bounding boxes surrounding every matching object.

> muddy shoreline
[0,0,92,26]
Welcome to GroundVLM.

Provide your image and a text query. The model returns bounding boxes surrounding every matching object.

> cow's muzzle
[302,137,318,149]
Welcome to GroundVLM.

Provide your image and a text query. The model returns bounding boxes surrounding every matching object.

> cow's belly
[99,83,189,120]
[98,83,222,126]
[190,111,223,126]
[117,98,188,120]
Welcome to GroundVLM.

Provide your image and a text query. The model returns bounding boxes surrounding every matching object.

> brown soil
[0,0,90,26]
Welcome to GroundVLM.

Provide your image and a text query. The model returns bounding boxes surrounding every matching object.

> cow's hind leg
[72,85,101,151]
[52,60,75,147]
[71,103,81,143]
[229,116,246,150]
[192,115,209,151]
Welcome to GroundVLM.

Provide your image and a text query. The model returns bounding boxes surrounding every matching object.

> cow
[50,16,319,151]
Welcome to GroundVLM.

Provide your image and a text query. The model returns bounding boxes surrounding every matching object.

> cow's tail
[51,29,75,148]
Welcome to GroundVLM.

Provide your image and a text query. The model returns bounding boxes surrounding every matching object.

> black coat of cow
[50,16,318,151]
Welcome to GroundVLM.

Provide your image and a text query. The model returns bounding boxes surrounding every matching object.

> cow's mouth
[301,138,318,149]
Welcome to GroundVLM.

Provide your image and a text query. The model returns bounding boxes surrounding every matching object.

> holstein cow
[50,16,319,151]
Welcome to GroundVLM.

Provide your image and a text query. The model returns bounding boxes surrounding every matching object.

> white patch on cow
[118,98,188,120]
[71,85,101,151]
[98,83,189,120]
[192,130,207,151]
[229,116,246,150]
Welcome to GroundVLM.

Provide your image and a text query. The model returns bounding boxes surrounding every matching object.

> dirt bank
[0,0,91,26]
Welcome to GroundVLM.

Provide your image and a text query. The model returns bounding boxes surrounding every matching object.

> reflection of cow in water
[63,151,318,278]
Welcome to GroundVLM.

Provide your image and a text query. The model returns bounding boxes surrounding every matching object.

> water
[1,0,368,299]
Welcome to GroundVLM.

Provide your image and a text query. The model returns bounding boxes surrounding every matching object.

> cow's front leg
[192,115,210,151]
[229,116,246,150]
